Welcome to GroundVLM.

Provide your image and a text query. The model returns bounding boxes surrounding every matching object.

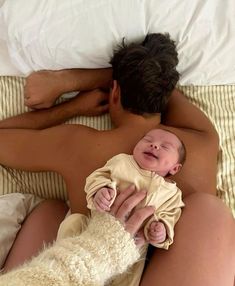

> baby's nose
[151,143,160,150]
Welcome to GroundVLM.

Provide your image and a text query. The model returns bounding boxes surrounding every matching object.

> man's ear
[110,80,121,105]
[169,163,182,175]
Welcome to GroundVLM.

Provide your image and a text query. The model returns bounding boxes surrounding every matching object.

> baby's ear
[169,163,182,175]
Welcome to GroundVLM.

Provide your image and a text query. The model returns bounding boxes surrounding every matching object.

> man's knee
[181,192,235,248]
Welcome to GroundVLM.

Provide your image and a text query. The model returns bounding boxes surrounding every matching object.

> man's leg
[3,199,68,272]
[141,193,235,286]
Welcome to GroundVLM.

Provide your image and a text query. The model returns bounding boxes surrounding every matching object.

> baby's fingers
[94,199,109,212]
[148,231,166,244]
[101,188,113,201]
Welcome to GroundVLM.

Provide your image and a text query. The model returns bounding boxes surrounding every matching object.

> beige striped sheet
[179,85,235,217]
[0,77,234,217]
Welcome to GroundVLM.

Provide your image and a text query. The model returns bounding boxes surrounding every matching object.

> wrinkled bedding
[1,0,235,85]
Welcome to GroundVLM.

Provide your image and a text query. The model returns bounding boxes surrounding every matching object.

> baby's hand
[148,221,166,244]
[93,187,115,212]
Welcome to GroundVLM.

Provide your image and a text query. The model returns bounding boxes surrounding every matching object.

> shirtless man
[0,31,234,284]
[0,66,234,285]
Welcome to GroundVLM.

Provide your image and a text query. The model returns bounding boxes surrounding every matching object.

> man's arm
[162,89,218,139]
[161,89,219,195]
[0,124,88,174]
[25,68,112,109]
[0,89,109,130]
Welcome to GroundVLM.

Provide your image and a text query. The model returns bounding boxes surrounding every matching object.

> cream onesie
[85,153,185,249]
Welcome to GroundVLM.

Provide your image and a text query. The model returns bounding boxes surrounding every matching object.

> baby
[85,128,186,249]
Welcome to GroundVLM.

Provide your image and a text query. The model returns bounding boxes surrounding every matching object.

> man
[23,33,179,111]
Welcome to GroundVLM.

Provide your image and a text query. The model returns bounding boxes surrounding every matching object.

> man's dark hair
[110,33,179,115]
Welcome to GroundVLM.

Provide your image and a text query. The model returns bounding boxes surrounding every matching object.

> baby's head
[133,129,186,177]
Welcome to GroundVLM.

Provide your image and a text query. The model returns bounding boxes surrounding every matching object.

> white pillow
[1,0,235,85]
[0,0,146,73]
[0,193,43,269]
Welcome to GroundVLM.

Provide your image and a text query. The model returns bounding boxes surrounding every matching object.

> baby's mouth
[143,151,158,159]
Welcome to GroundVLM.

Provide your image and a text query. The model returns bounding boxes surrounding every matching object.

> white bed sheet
[0,0,235,85]
[0,0,21,75]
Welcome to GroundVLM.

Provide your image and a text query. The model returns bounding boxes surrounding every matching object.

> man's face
[133,129,182,177]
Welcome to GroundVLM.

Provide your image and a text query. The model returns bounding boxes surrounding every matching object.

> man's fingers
[25,103,48,110]
[98,103,109,114]
[24,97,41,107]
[125,206,155,236]
[109,186,156,242]
[134,229,146,247]
[115,191,147,222]
[97,90,109,101]
[25,100,54,109]
[110,185,136,215]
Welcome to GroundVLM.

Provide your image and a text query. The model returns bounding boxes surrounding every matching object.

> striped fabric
[0,77,234,217]
[179,85,235,217]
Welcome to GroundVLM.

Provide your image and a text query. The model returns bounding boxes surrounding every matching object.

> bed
[0,0,234,277]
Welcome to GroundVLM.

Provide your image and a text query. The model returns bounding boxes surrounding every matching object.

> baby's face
[133,129,182,176]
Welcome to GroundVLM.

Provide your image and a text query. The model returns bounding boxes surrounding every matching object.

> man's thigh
[141,193,235,286]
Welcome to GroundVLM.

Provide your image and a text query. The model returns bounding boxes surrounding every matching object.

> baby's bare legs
[3,199,68,272]
[141,193,235,286]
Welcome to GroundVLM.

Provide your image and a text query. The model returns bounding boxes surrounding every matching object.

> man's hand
[24,71,66,109]
[110,185,155,248]
[72,89,109,116]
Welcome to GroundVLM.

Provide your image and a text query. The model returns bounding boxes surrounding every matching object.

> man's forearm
[57,68,113,92]
[0,86,109,130]
[24,68,113,109]
[0,99,80,130]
